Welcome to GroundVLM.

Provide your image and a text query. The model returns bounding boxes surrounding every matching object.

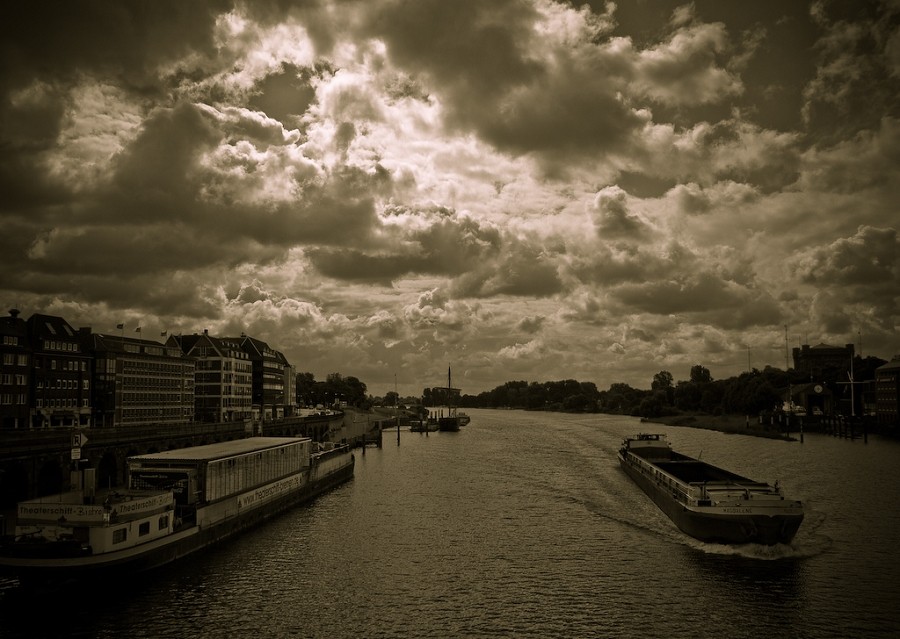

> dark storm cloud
[94,102,381,247]
[794,225,899,295]
[802,0,900,142]
[0,81,70,214]
[591,187,652,242]
[361,0,643,165]
[248,64,319,124]
[0,1,228,90]
[451,241,563,298]
[0,2,229,233]
[104,102,222,222]
[307,215,502,283]
[611,272,783,329]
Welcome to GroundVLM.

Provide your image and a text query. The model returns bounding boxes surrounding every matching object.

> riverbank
[645,413,796,441]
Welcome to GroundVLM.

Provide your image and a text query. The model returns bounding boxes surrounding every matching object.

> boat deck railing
[623,450,780,506]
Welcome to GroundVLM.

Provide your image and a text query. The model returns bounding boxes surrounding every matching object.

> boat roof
[129,437,309,464]
[629,433,668,441]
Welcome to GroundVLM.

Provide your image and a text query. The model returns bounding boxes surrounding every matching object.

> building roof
[876,359,900,373]
[128,437,308,463]
[0,309,27,338]
[27,313,79,340]
[89,332,183,358]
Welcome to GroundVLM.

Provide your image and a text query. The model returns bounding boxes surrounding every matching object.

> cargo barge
[0,437,353,584]
[618,433,803,545]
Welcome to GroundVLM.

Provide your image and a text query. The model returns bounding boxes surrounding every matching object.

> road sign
[72,433,89,448]
[71,447,81,460]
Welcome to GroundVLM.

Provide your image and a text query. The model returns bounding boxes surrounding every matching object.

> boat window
[112,528,128,544]
[159,514,169,530]
[139,521,151,536]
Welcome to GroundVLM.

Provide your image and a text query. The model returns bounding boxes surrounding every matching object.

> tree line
[454,379,601,412]
[296,372,370,408]
[443,355,888,418]
[298,353,887,419]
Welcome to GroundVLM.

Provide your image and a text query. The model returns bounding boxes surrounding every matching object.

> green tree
[651,370,674,405]
[295,372,317,406]
[674,380,702,411]
[652,370,674,390]
[690,365,712,384]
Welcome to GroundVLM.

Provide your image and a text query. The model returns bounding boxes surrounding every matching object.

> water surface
[1,410,898,638]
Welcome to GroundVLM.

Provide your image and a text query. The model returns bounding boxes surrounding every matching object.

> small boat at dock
[618,433,803,545]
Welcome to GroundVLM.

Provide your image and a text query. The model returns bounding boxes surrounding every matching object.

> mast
[448,365,455,418]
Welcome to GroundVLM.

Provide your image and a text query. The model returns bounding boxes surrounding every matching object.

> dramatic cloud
[1,0,898,395]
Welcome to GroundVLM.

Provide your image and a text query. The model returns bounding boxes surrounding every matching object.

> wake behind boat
[0,436,353,585]
[618,433,803,545]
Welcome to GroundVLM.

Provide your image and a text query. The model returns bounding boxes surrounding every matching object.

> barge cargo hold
[0,437,354,584]
[618,433,804,545]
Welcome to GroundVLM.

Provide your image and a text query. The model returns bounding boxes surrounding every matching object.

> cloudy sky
[1,1,898,396]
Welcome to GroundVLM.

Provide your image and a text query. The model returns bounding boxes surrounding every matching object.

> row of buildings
[0,309,298,430]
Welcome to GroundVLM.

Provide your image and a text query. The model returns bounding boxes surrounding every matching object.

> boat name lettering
[238,475,301,509]
[18,493,170,521]
[722,508,753,514]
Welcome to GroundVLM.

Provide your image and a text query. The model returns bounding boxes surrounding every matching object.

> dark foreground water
[2,410,899,638]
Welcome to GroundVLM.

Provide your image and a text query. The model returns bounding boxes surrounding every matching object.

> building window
[112,528,127,544]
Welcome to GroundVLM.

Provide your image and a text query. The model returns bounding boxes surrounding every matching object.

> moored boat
[0,436,353,585]
[435,365,464,431]
[437,413,462,432]
[617,433,803,545]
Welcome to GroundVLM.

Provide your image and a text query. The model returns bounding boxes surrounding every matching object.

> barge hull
[619,454,802,545]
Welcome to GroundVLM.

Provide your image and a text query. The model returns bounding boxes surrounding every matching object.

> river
[1,409,898,638]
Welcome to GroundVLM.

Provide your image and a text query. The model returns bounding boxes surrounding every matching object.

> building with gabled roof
[233,335,290,420]
[170,331,252,423]
[28,313,92,429]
